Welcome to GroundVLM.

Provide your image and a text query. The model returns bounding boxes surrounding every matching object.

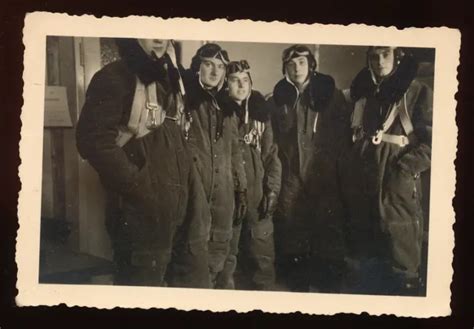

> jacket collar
[183,70,233,117]
[350,54,419,104]
[273,72,336,112]
[115,39,183,94]
[219,90,270,123]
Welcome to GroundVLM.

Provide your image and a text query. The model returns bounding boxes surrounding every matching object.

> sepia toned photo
[17,13,459,316]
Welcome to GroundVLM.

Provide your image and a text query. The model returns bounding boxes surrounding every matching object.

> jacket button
[215,168,219,173]
[214,183,218,189]
[214,154,217,158]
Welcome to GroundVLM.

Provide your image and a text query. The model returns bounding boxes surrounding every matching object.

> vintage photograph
[40,36,435,295]
[17,13,459,316]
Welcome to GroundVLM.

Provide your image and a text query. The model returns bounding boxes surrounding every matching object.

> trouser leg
[308,202,347,293]
[242,209,276,290]
[274,174,312,291]
[208,229,233,288]
[166,223,210,288]
[114,247,171,286]
[214,223,242,289]
[112,201,176,287]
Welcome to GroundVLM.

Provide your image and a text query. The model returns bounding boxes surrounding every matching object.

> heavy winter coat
[216,90,281,290]
[220,90,282,210]
[183,72,247,275]
[76,46,210,287]
[268,72,351,258]
[342,54,433,277]
[270,73,351,191]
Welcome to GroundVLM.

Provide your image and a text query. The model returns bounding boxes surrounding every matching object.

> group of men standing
[76,38,432,295]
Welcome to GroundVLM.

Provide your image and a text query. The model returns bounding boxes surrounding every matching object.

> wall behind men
[42,38,434,263]
[319,45,367,90]
[180,40,293,96]
[180,41,367,95]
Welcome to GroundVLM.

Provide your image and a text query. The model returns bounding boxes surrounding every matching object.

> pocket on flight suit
[251,217,274,241]
[208,230,232,272]
[249,218,276,263]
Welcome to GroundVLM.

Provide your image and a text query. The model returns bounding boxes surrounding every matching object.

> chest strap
[115,77,165,147]
[352,93,415,147]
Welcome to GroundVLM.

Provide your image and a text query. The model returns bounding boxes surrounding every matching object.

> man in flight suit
[183,44,248,288]
[268,45,351,292]
[76,38,210,287]
[216,60,282,290]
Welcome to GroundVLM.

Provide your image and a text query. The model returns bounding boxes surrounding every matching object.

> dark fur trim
[182,69,233,117]
[247,91,270,122]
[115,38,181,93]
[273,72,336,112]
[218,90,270,123]
[350,53,419,104]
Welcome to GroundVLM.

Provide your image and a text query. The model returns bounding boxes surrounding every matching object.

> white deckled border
[17,12,460,317]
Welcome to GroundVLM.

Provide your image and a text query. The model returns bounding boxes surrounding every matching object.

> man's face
[227,71,251,102]
[286,56,309,86]
[137,39,170,59]
[199,57,226,88]
[369,48,395,78]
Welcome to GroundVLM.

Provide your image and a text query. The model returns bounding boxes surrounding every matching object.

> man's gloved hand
[234,190,248,226]
[261,191,278,219]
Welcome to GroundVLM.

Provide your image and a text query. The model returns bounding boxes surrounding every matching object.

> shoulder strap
[115,77,161,147]
[381,103,400,133]
[398,92,414,136]
[128,76,147,134]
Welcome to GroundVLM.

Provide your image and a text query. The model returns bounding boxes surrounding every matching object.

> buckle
[371,130,383,145]
[243,134,252,144]
[146,102,159,110]
[400,136,409,147]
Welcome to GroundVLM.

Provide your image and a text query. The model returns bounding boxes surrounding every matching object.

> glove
[234,190,248,226]
[261,191,278,219]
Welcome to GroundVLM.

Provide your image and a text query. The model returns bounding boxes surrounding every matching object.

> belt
[380,133,410,147]
[354,129,412,147]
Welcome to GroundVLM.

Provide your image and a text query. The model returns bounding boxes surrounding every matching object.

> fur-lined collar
[115,38,181,93]
[273,72,336,112]
[350,54,418,104]
[182,69,233,117]
[218,90,270,123]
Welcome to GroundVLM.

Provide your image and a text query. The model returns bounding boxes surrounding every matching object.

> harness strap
[381,134,410,147]
[243,120,266,151]
[115,78,164,147]
[351,93,416,147]
[398,93,416,141]
[312,112,319,134]
[128,77,147,134]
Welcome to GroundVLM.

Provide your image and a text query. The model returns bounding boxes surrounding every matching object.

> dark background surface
[1,0,472,328]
